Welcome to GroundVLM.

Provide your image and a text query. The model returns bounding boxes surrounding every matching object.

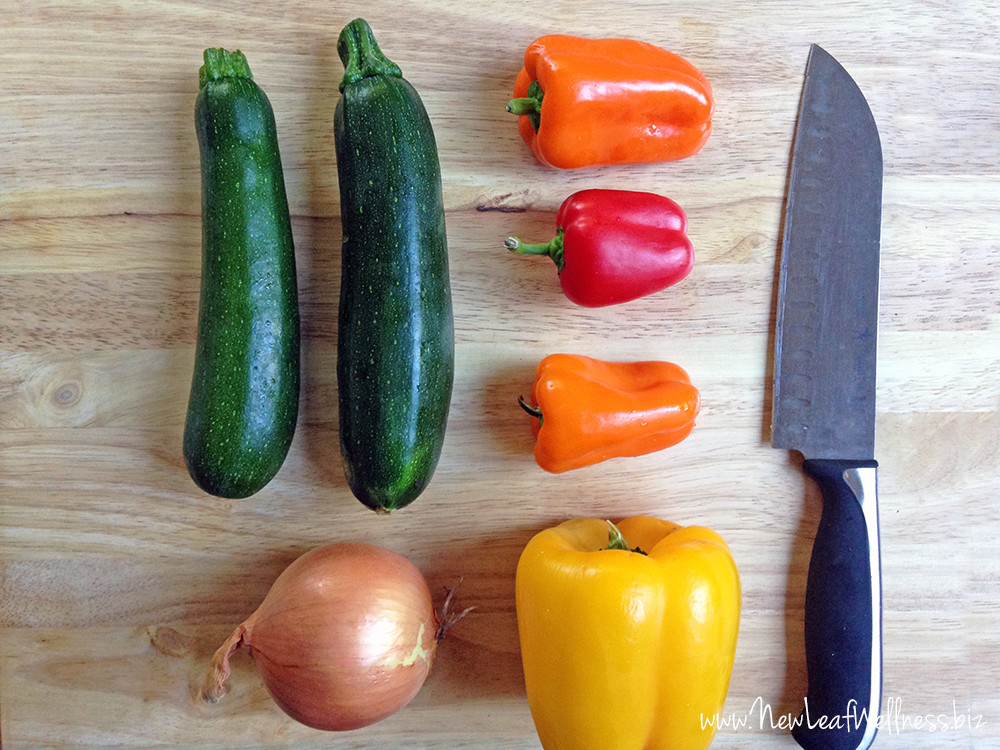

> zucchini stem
[199,48,253,89]
[338,18,402,92]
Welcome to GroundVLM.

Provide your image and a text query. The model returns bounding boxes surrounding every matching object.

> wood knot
[51,380,82,408]
[148,625,196,658]
[476,192,528,213]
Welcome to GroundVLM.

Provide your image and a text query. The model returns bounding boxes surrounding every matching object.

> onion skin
[202,542,439,731]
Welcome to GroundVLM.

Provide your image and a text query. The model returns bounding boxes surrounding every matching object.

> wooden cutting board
[2,1,998,747]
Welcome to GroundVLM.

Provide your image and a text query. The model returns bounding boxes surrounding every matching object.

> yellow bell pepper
[515,516,741,750]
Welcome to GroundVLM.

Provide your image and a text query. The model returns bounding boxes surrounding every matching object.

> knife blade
[772,45,883,750]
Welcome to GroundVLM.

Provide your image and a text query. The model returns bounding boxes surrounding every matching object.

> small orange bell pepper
[516,515,741,750]
[506,34,714,169]
[520,353,700,473]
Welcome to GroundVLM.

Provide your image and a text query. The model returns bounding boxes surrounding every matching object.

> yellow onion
[201,542,464,731]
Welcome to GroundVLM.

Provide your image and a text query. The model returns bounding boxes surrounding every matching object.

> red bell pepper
[505,189,693,307]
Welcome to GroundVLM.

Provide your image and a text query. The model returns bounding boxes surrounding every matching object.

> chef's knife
[772,45,882,750]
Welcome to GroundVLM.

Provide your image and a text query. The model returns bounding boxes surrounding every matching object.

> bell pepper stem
[506,98,539,115]
[505,80,544,131]
[505,229,566,273]
[518,396,544,424]
[606,520,648,555]
[606,521,631,551]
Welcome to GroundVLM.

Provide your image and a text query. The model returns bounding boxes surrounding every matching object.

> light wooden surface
[2,1,999,747]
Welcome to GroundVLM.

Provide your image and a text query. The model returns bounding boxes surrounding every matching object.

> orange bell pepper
[505,34,714,169]
[520,354,700,473]
[516,516,741,750]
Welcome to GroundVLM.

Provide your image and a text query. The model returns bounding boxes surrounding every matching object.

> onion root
[437,579,475,642]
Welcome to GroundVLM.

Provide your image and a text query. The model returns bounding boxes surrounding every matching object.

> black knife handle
[793,458,882,750]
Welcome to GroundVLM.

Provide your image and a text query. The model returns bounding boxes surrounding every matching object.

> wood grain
[2,0,999,747]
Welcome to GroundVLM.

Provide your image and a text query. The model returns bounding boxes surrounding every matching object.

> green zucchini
[183,48,300,499]
[334,19,454,512]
